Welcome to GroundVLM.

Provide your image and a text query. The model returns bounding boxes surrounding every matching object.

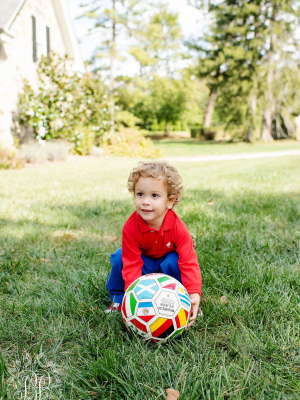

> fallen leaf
[192,238,197,249]
[75,285,78,289]
[40,258,51,263]
[166,388,180,400]
[208,199,214,206]
[111,236,121,243]
[88,391,98,396]
[46,339,52,344]
[62,206,66,210]
[220,296,227,304]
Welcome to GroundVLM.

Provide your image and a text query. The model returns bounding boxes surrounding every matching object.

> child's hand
[187,293,201,328]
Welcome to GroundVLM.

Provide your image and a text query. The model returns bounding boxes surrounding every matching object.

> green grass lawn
[0,155,300,399]
[154,138,300,157]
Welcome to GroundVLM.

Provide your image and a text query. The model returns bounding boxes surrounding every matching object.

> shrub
[190,126,202,138]
[17,54,110,146]
[102,128,163,158]
[0,148,24,169]
[45,141,70,161]
[18,141,69,163]
[70,126,94,155]
[115,110,141,128]
[203,128,217,140]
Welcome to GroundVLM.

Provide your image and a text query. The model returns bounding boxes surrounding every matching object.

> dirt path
[164,150,300,162]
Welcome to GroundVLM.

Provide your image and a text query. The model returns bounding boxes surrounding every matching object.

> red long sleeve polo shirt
[122,209,202,295]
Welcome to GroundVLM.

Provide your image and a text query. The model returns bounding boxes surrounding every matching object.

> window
[32,15,50,62]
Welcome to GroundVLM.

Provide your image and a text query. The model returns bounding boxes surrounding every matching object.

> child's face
[134,176,175,229]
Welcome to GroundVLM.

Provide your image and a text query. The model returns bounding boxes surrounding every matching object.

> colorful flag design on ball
[122,274,191,343]
[159,277,177,291]
[163,283,177,290]
[135,279,159,300]
[170,327,185,340]
[122,299,127,319]
[137,301,155,322]
[128,279,140,291]
[175,308,189,328]
[178,292,191,307]
[157,276,171,284]
[129,318,147,333]
[124,293,137,317]
[150,317,175,339]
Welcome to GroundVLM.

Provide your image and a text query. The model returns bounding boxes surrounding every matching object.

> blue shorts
[106,247,182,303]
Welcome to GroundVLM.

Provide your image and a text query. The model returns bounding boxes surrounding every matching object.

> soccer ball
[121,273,191,344]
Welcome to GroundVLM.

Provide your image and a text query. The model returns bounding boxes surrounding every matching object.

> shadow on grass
[153,139,231,146]
[0,186,298,299]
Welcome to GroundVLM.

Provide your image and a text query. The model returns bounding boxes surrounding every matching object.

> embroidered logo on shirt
[166,242,171,248]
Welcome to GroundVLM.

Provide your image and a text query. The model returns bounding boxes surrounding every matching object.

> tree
[188,1,262,133]
[80,0,145,133]
[256,0,300,141]
[129,4,183,77]
[113,4,187,133]
[132,77,188,136]
[189,0,300,141]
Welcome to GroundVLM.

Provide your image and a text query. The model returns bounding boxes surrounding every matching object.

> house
[0,0,85,148]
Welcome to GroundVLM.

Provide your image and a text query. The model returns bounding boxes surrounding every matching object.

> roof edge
[5,0,27,30]
[51,0,85,73]
[0,29,15,44]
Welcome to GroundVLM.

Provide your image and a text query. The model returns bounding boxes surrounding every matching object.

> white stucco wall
[0,0,67,148]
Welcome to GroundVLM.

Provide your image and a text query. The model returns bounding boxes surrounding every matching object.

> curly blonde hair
[128,161,184,206]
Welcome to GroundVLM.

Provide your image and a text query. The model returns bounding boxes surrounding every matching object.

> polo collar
[136,209,176,234]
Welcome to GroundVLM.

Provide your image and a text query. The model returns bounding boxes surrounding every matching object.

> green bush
[203,128,217,140]
[190,126,202,138]
[70,126,94,155]
[0,148,24,169]
[102,128,163,158]
[115,110,141,128]
[17,54,110,146]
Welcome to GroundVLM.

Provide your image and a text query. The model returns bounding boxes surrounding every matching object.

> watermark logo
[13,371,52,400]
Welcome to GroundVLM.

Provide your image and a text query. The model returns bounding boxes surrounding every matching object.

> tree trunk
[164,121,169,137]
[261,22,277,142]
[247,92,257,141]
[203,87,217,128]
[109,0,116,134]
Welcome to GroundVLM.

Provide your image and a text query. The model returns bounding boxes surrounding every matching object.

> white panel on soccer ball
[154,291,180,318]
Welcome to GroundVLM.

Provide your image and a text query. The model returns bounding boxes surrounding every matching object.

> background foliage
[17,54,110,154]
[14,0,300,161]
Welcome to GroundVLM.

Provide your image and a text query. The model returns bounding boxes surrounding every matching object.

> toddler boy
[105,161,202,327]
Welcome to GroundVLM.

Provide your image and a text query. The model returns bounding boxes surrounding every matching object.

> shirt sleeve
[174,222,202,296]
[122,229,143,291]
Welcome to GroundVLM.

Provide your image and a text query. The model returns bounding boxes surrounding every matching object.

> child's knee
[106,247,124,291]
[110,247,122,268]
